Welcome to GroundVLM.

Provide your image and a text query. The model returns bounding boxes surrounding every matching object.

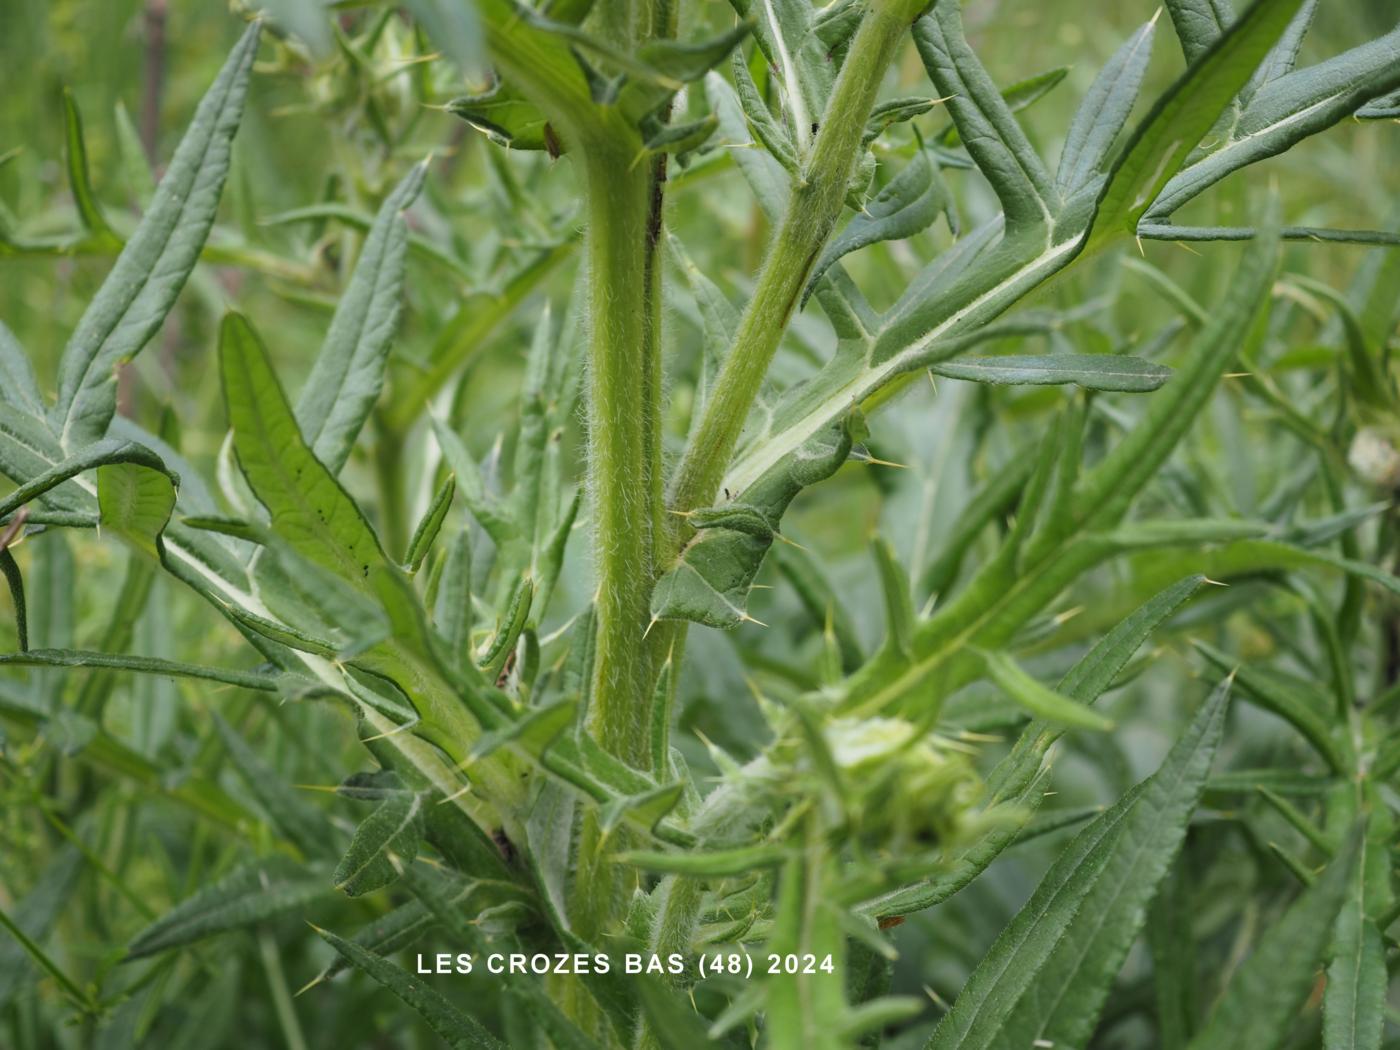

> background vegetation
[2,0,1400,1046]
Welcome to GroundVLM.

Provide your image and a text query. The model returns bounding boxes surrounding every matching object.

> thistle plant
[2,0,1400,1047]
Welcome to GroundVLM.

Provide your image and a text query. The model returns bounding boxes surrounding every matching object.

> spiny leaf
[333,788,426,896]
[313,925,507,1049]
[934,66,1070,148]
[1057,17,1158,194]
[928,680,1230,1049]
[296,162,426,474]
[0,648,282,692]
[1076,221,1278,528]
[914,4,1058,229]
[1150,24,1400,219]
[930,354,1170,392]
[981,650,1114,732]
[53,24,259,451]
[803,145,946,306]
[212,714,337,858]
[1089,0,1303,243]
[127,856,330,958]
[650,418,852,628]
[1188,827,1362,1050]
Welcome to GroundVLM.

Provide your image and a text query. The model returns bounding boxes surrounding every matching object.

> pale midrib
[721,232,1083,495]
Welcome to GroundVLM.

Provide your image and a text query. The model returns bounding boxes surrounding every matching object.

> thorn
[359,720,417,743]
[1222,372,1252,378]
[856,453,908,470]
[738,613,768,627]
[1135,235,1145,256]
[1149,6,1163,26]
[923,984,949,1009]
[772,532,808,552]
[294,974,325,997]
[1052,605,1084,626]
[1202,576,1229,587]
[438,782,475,804]
[643,616,659,639]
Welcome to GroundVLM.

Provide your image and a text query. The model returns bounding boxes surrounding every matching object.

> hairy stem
[667,0,921,524]
[582,145,659,769]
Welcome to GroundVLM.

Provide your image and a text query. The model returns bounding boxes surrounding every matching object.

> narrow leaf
[929,681,1230,1049]
[1188,829,1362,1050]
[931,354,1170,392]
[53,24,260,451]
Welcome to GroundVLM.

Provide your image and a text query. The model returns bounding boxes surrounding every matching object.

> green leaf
[1057,18,1158,194]
[1188,828,1361,1050]
[1151,25,1400,218]
[0,545,26,651]
[914,4,1058,230]
[0,320,45,416]
[865,575,1206,920]
[429,414,517,548]
[97,459,177,558]
[642,115,717,159]
[981,649,1114,731]
[333,787,426,896]
[1164,0,1233,62]
[928,680,1230,1049]
[730,50,798,173]
[477,575,532,679]
[127,856,330,958]
[219,313,419,643]
[1075,221,1277,529]
[212,714,337,858]
[650,418,852,628]
[863,96,940,146]
[61,89,118,243]
[930,354,1170,392]
[53,24,259,451]
[1090,0,1303,243]
[448,82,555,151]
[1323,825,1385,1050]
[803,146,946,306]
[0,648,282,692]
[0,437,168,524]
[1194,641,1343,770]
[731,0,828,157]
[313,926,507,1049]
[934,66,1070,148]
[296,162,426,474]
[765,848,845,1050]
[404,473,454,574]
[873,537,915,658]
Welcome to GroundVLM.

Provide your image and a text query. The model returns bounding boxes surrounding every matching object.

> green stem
[582,143,659,769]
[667,0,920,523]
